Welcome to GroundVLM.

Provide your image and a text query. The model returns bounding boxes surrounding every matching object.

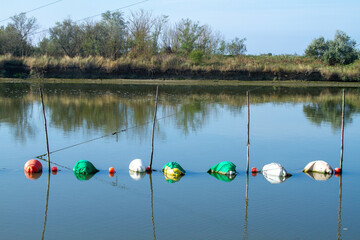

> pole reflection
[149,174,157,240]
[41,170,51,240]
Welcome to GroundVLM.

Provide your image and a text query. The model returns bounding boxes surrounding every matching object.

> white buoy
[129,159,146,172]
[303,160,333,174]
[262,163,289,184]
[262,163,288,177]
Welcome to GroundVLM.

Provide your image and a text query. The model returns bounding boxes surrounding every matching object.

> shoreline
[2,77,360,88]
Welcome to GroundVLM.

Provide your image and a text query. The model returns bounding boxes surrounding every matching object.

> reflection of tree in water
[1,82,359,141]
[303,100,357,130]
[0,83,35,141]
[175,101,210,135]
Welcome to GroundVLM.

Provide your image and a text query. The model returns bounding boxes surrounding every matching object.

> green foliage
[305,31,358,65]
[189,50,204,65]
[37,37,63,57]
[227,37,247,55]
[99,11,127,58]
[218,40,226,55]
[127,10,168,58]
[49,19,83,57]
[0,13,38,56]
[175,19,203,56]
[305,37,328,58]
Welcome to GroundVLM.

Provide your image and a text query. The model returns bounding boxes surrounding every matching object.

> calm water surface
[0,81,359,240]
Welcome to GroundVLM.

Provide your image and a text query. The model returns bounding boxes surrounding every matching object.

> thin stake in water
[40,87,51,171]
[149,85,159,170]
[246,91,250,174]
[340,89,345,170]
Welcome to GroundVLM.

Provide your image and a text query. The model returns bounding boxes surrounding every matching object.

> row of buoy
[24,159,341,183]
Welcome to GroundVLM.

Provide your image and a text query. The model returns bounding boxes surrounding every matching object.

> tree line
[0,10,358,65]
[0,10,246,60]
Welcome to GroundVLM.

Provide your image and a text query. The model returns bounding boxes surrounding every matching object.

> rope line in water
[35,112,177,159]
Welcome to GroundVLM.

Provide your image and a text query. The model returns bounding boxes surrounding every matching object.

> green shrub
[305,31,358,65]
[189,50,204,65]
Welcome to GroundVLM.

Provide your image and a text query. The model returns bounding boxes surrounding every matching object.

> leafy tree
[218,40,226,55]
[151,15,168,55]
[0,25,23,56]
[324,31,358,65]
[174,19,204,56]
[305,37,328,58]
[38,37,63,56]
[128,10,156,58]
[80,22,104,57]
[0,13,38,56]
[227,37,247,55]
[305,31,358,65]
[99,11,127,58]
[49,19,84,57]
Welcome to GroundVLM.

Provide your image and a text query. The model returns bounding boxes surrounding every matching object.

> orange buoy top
[24,159,43,173]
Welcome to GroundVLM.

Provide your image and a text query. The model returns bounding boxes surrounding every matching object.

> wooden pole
[40,87,51,172]
[149,85,159,170]
[340,89,345,170]
[246,91,250,174]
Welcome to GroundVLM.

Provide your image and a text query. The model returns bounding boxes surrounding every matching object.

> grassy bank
[1,54,360,81]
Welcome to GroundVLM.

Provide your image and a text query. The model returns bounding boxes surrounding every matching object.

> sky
[0,0,359,55]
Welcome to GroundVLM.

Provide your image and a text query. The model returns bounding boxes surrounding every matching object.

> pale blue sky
[1,0,359,54]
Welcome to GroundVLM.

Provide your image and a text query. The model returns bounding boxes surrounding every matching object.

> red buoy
[335,168,342,174]
[109,167,115,173]
[251,167,257,173]
[24,159,42,173]
[52,166,58,172]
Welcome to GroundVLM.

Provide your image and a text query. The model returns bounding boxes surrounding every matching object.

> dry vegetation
[1,54,360,81]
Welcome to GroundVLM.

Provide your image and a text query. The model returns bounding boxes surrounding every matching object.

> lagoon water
[0,81,360,239]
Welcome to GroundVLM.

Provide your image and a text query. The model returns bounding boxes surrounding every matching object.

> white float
[303,160,333,174]
[262,163,288,176]
[262,163,290,184]
[129,159,146,172]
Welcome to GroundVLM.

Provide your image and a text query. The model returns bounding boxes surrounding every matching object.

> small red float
[334,168,342,174]
[109,167,115,173]
[251,167,257,173]
[52,166,58,172]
